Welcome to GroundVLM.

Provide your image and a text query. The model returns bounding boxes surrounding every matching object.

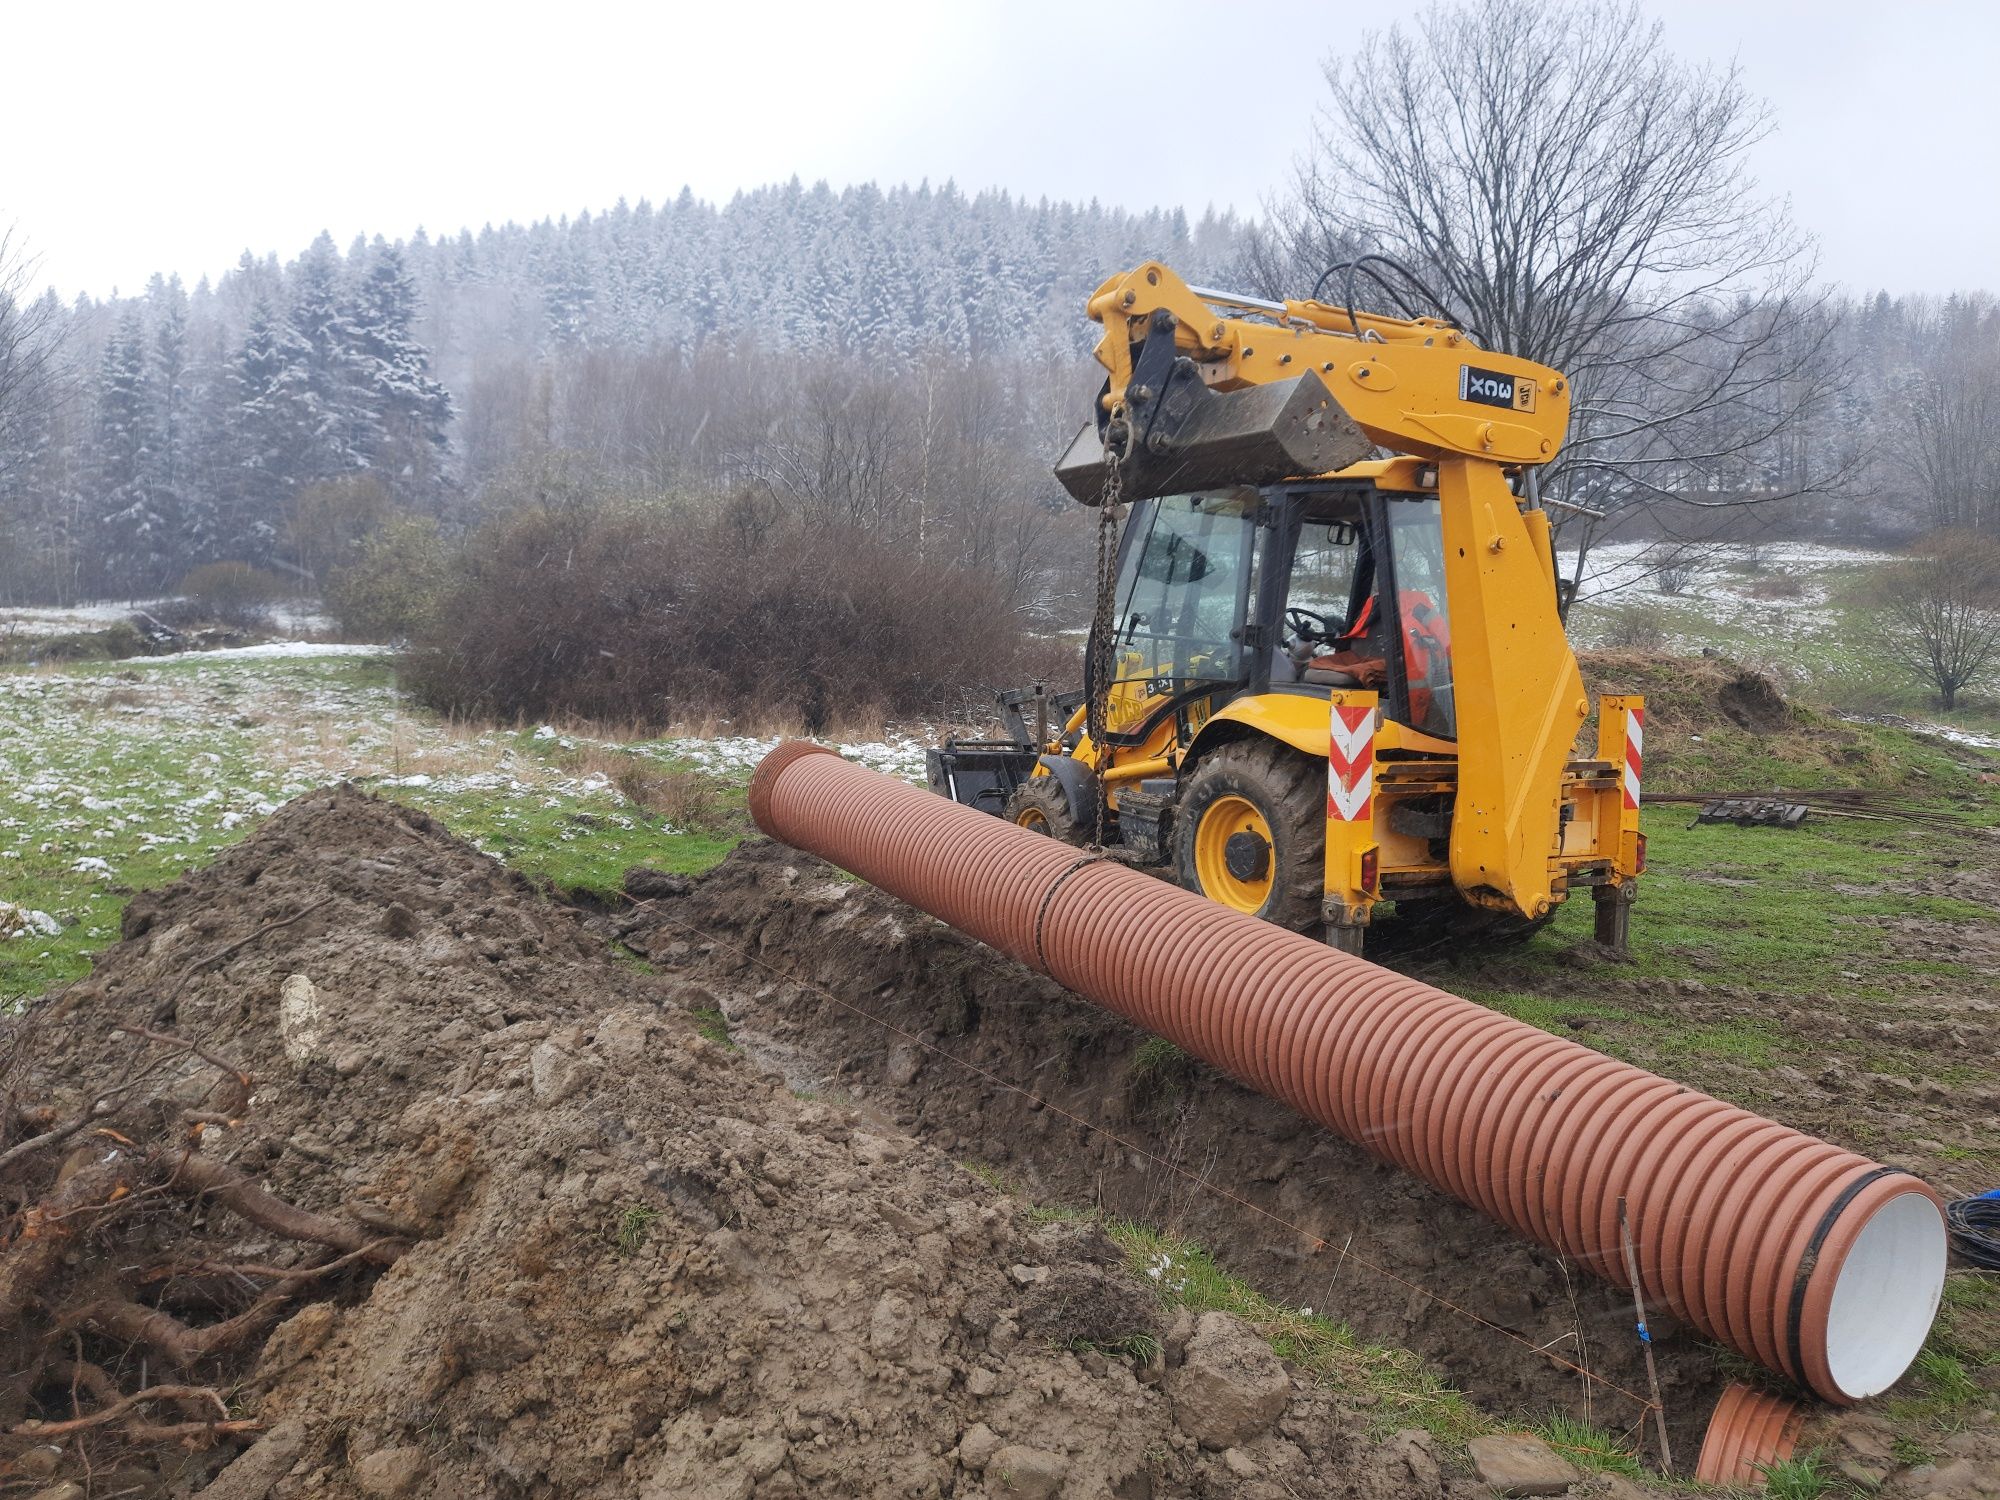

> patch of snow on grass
[1,903,64,940]
[126,641,387,665]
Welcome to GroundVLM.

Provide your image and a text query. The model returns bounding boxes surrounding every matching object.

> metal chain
[1084,414,1127,849]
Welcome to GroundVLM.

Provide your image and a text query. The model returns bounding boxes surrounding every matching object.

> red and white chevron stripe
[1622,706,1644,811]
[1328,703,1374,823]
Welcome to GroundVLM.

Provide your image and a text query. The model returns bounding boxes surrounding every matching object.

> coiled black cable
[1945,1193,2000,1271]
[1310,254,1482,346]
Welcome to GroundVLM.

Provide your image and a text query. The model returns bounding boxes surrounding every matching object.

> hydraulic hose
[749,742,1948,1404]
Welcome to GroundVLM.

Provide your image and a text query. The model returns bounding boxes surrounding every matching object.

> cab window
[1111,492,1254,688]
[1287,519,1363,638]
[1386,500,1455,739]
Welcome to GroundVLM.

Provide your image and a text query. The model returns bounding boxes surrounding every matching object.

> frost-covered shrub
[1600,603,1671,650]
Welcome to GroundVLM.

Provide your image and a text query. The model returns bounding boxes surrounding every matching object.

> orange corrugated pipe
[1695,1384,1807,1486]
[749,743,1946,1404]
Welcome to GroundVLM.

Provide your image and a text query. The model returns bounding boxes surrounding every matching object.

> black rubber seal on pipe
[1031,852,1109,974]
[1784,1164,1911,1386]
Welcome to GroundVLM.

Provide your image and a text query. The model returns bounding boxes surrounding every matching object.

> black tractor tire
[1173,739,1324,932]
[1004,776,1087,845]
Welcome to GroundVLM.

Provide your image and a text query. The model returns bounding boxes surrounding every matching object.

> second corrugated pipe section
[748,741,1946,1405]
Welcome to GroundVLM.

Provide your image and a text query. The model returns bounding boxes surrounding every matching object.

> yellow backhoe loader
[927,260,1644,953]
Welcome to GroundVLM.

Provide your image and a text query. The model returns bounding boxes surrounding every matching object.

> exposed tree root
[0,1156,138,1330]
[9,1384,226,1438]
[0,1012,395,1481]
[161,1153,402,1265]
[78,1293,292,1372]
[46,1355,123,1414]
[119,1417,263,1447]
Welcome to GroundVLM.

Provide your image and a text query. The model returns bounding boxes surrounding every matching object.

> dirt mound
[0,787,1445,1499]
[624,841,1726,1462]
[1579,649,1793,735]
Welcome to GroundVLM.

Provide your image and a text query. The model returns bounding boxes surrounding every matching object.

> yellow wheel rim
[1193,794,1275,913]
[1015,805,1052,834]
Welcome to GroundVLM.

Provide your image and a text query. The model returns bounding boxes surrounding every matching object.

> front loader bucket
[1056,364,1373,505]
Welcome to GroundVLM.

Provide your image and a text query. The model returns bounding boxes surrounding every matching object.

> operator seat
[1301,658,1365,687]
[1301,594,1389,688]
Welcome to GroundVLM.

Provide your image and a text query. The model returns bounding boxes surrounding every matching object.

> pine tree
[349,244,453,501]
[226,296,312,567]
[147,274,194,569]
[281,232,376,484]
[542,241,595,350]
[91,310,167,593]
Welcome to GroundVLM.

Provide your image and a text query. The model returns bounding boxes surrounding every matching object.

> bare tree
[1875,534,2000,710]
[1257,0,1858,601]
[0,223,63,483]
[1894,295,2000,535]
[1647,541,1709,598]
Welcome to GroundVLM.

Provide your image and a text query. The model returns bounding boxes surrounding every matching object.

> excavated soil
[625,843,1724,1459]
[622,832,2000,1499]
[2,787,1550,1500]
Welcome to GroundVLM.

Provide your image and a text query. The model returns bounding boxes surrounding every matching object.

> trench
[628,840,1744,1465]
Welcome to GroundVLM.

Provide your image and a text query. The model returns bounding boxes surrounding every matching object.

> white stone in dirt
[254,1302,338,1381]
[278,974,324,1065]
[1164,1311,1291,1450]
[737,1436,788,1480]
[1387,1427,1443,1491]
[885,1041,923,1086]
[986,1444,1069,1499]
[529,1040,595,1105]
[1009,1263,1049,1286]
[1465,1434,1580,1497]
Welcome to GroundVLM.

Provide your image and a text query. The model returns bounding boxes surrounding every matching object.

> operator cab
[1098,481,1458,743]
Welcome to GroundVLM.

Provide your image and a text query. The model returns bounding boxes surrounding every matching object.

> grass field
[0,650,922,1004]
[1567,539,2000,739]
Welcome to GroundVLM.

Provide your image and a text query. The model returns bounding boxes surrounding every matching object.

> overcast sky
[8,0,1997,303]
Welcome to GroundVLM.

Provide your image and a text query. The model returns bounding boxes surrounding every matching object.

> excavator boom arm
[1070,261,1570,490]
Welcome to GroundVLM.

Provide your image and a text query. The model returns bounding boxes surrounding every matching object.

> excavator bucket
[1056,363,1373,505]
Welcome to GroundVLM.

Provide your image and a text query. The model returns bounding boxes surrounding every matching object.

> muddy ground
[3,787,1623,1500]
[3,746,1996,1498]
[619,831,2000,1498]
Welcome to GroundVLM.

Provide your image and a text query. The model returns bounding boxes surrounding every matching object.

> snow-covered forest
[0,184,1244,603]
[1,169,1995,616]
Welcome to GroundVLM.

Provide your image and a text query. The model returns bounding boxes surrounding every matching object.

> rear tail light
[1634,833,1648,874]
[1359,847,1379,894]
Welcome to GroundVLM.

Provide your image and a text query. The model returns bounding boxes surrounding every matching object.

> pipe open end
[1822,1188,1948,1401]
[747,740,841,838]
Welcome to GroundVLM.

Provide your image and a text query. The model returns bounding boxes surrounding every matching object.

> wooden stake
[1618,1196,1674,1474]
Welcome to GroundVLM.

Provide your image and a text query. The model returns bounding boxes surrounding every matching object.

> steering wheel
[1285,606,1336,643]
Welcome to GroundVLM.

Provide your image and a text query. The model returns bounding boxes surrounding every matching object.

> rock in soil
[192,1420,308,1500]
[1465,1433,1581,1496]
[0,787,1444,1500]
[1164,1310,1293,1449]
